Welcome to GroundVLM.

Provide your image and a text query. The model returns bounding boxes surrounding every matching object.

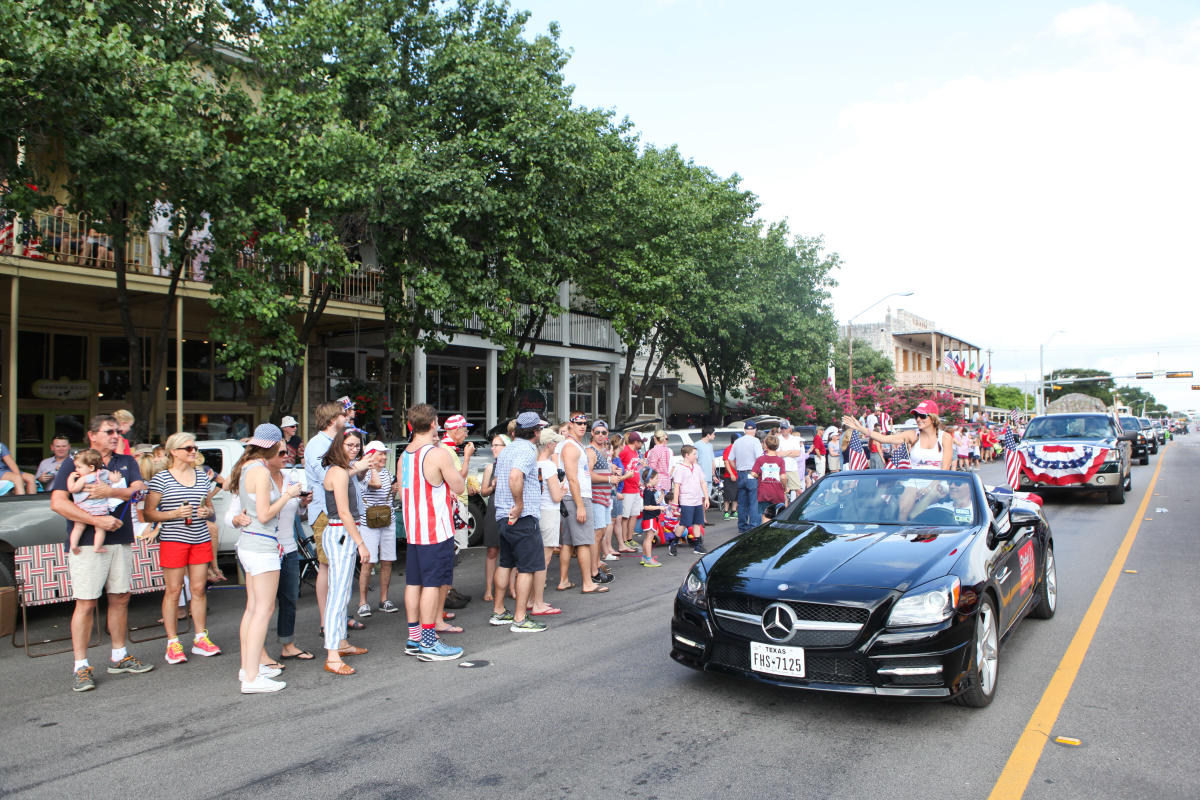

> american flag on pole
[847,431,869,471]
[942,352,956,372]
[885,441,911,469]
[1002,425,1022,489]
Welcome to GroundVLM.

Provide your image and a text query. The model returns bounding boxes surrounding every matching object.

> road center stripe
[988,444,1170,800]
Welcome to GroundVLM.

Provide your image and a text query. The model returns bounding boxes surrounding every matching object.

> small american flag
[942,352,956,372]
[847,431,869,471]
[1002,426,1022,489]
[886,442,910,469]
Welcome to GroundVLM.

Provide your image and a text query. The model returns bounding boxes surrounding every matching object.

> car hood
[706,521,976,593]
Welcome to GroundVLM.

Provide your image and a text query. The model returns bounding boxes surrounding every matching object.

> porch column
[930,332,938,394]
[486,348,498,432]
[412,343,427,404]
[7,276,18,449]
[556,356,570,421]
[175,296,184,432]
[608,362,620,425]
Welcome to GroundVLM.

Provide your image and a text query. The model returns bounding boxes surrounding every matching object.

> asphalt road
[1,441,1195,800]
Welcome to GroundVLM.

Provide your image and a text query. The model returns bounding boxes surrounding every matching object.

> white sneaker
[357,603,372,617]
[240,674,286,694]
[604,554,620,561]
[238,665,283,681]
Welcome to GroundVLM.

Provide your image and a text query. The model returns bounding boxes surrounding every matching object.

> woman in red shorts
[144,431,220,664]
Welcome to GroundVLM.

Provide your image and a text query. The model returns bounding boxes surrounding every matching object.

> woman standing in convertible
[841,400,954,471]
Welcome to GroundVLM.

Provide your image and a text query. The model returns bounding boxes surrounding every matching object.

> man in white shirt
[148,197,173,276]
[775,421,807,502]
[728,421,764,532]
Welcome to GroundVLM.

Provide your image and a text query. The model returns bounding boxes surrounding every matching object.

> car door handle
[996,567,1012,584]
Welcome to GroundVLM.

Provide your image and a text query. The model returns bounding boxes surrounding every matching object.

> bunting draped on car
[1019,443,1108,485]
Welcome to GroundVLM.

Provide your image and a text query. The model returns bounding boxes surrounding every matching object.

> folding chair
[11,544,99,658]
[126,536,190,643]
[295,518,320,593]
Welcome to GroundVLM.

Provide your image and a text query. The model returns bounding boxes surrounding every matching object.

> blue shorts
[678,504,706,529]
[499,515,546,574]
[610,494,624,518]
[405,538,454,588]
[591,502,612,529]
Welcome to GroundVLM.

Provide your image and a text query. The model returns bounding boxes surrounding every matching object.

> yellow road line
[988,445,1170,799]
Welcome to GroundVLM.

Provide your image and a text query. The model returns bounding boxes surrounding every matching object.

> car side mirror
[1118,432,1137,442]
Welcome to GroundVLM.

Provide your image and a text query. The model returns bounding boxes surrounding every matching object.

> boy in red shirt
[750,435,787,517]
[721,433,739,521]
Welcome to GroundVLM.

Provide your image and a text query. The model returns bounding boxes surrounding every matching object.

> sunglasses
[914,412,928,419]
[277,449,288,457]
[175,445,198,453]
[99,429,118,436]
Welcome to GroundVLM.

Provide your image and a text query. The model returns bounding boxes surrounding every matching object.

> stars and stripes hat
[247,423,283,448]
[444,414,473,430]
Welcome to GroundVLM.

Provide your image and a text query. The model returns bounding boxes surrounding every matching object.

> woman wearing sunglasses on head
[842,400,954,471]
[143,432,219,666]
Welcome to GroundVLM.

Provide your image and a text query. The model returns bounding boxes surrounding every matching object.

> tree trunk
[272,280,334,421]
[496,306,548,421]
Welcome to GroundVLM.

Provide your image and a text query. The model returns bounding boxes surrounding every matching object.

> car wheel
[955,595,999,708]
[1030,545,1056,620]
[466,502,484,548]
[1107,479,1126,504]
[1139,454,1149,465]
[1124,471,1132,492]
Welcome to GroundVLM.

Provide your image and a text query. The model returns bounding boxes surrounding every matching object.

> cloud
[764,5,1200,410]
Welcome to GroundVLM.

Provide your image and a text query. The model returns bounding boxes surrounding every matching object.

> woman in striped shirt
[355,441,397,618]
[144,431,219,665]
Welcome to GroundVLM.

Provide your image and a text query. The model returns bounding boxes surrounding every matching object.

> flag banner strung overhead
[1019,443,1109,485]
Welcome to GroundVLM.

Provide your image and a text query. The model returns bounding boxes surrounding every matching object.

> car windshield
[1022,415,1113,440]
[784,473,979,526]
[1119,417,1140,431]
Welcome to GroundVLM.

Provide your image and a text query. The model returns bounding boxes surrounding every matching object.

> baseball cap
[444,414,473,430]
[591,420,609,432]
[778,420,791,429]
[247,423,283,448]
[626,431,643,443]
[516,411,549,428]
[744,420,757,430]
[363,440,386,456]
[280,415,298,428]
[913,400,940,416]
[539,428,564,446]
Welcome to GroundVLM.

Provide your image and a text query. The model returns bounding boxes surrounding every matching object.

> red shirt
[752,455,787,504]
[722,444,736,479]
[811,435,826,456]
[619,446,640,495]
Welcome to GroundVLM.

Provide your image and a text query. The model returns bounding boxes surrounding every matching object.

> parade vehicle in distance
[670,470,1054,707]
[1013,412,1133,504]
[1117,416,1151,465]
[1137,418,1159,454]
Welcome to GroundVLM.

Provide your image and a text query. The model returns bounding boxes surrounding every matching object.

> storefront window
[184,412,254,441]
[18,331,89,398]
[167,340,251,402]
[570,372,594,415]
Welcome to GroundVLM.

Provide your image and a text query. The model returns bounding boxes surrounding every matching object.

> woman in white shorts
[229,424,301,694]
[536,430,565,600]
[355,441,396,618]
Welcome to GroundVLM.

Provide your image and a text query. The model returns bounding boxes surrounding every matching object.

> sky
[514,1,1200,412]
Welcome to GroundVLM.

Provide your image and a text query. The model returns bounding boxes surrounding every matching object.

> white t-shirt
[538,459,559,512]
[775,432,805,473]
[554,438,591,500]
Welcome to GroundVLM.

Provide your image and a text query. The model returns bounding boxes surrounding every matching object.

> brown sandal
[338,645,368,657]
[324,661,355,675]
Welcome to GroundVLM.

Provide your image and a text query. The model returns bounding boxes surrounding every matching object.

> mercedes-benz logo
[761,602,797,643]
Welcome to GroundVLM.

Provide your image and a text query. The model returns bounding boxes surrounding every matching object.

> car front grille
[709,641,871,686]
[713,595,869,626]
[712,616,861,648]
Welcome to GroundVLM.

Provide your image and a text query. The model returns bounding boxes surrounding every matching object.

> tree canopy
[834,338,895,388]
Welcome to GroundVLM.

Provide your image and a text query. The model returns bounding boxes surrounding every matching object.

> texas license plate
[750,641,806,678]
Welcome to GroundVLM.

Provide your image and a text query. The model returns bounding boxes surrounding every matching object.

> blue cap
[515,411,548,428]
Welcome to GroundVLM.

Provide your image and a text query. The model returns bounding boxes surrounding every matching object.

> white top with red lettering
[399,444,454,545]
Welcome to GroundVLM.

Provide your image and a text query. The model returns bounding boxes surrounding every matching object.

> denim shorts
[591,501,612,529]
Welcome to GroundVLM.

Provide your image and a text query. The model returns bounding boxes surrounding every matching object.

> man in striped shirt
[399,405,466,661]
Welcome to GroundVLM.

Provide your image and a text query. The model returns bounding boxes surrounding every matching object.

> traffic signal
[1166,371,1193,379]
[1135,372,1153,379]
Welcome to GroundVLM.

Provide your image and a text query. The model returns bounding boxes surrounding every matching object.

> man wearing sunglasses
[50,414,152,692]
[555,412,608,593]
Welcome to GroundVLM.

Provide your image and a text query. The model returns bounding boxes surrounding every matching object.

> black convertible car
[670,470,1055,707]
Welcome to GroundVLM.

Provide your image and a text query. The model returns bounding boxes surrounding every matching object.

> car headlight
[1104,448,1121,462]
[888,576,961,627]
[679,565,708,608]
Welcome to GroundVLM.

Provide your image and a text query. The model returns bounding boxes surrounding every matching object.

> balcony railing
[894,370,984,394]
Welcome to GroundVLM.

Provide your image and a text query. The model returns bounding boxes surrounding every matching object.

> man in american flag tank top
[398,404,467,662]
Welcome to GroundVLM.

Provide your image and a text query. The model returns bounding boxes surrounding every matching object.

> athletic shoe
[165,640,188,664]
[378,600,399,613]
[641,556,662,567]
[417,640,463,662]
[692,544,708,555]
[623,539,637,550]
[108,654,154,674]
[668,540,678,557]
[238,665,283,681]
[510,618,547,633]
[72,666,96,692]
[723,512,733,520]
[191,631,221,657]
[488,610,515,626]
[604,554,619,561]
[240,674,286,694]
[404,639,421,656]
[356,603,372,618]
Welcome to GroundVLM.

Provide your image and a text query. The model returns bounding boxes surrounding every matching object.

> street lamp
[1038,329,1065,415]
[847,291,914,397]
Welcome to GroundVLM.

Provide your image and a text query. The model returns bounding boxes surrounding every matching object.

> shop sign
[517,389,547,413]
[32,379,92,401]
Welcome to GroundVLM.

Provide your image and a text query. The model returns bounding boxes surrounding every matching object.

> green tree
[1112,385,1165,414]
[1044,368,1113,406]
[833,337,894,389]
[985,384,1035,411]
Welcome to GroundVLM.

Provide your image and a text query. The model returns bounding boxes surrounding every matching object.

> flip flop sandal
[281,649,315,660]
[581,585,610,594]
[324,661,356,675]
[556,582,577,591]
[436,624,464,634]
[531,607,562,616]
[262,661,285,671]
[442,612,457,621]
[347,618,366,630]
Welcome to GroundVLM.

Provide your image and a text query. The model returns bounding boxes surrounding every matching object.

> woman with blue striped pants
[321,431,370,675]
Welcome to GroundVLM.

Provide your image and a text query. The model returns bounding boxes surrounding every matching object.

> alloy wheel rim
[1045,550,1057,611]
[977,604,998,696]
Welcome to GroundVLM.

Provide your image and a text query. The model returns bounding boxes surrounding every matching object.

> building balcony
[894,370,984,395]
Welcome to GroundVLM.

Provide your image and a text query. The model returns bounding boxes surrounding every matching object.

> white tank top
[555,438,592,499]
[909,431,945,470]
